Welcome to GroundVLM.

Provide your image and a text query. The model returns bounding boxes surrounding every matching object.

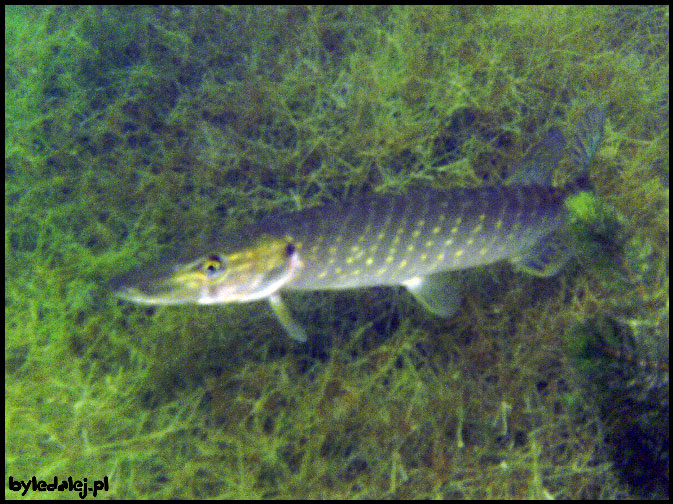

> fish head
[112,235,302,305]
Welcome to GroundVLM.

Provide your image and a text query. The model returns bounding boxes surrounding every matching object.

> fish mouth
[109,259,193,305]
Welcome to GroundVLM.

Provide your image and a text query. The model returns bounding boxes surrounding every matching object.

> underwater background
[5,6,668,498]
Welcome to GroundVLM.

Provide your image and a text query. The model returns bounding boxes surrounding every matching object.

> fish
[112,105,605,342]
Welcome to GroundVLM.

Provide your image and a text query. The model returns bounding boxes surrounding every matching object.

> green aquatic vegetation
[5,5,668,499]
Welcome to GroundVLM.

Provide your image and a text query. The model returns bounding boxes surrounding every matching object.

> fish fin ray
[404,273,462,318]
[511,231,572,277]
[268,294,307,342]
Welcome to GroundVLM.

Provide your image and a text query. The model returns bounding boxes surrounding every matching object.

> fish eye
[285,243,295,257]
[202,254,225,277]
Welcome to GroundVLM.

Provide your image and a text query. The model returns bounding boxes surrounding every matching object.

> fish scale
[264,185,567,291]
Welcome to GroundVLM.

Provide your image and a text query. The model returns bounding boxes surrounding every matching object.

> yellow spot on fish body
[455,217,462,226]
[399,259,408,268]
[471,223,483,235]
[417,219,425,227]
[425,240,434,247]
[450,227,458,235]
[432,226,441,234]
[377,231,385,241]
[335,267,342,274]
[495,219,503,230]
[318,271,327,279]
[328,246,337,256]
[386,256,394,264]
[455,249,464,258]
[420,253,428,261]
[437,253,445,261]
[350,245,359,253]
[412,229,421,238]
[479,213,486,221]
[407,244,415,252]
[345,257,354,264]
[392,235,400,245]
[377,267,387,276]
[444,238,454,246]
[479,247,488,256]
[365,257,374,266]
[466,238,474,245]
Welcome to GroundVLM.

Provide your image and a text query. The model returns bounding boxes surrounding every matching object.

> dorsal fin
[565,105,606,189]
[507,127,566,186]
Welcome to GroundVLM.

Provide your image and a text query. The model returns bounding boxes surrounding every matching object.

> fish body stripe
[250,186,568,291]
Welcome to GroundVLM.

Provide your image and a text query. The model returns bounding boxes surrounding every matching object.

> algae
[6,5,668,498]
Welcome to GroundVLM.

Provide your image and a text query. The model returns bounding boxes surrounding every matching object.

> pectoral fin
[268,293,307,342]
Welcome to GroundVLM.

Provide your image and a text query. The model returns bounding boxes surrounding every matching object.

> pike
[113,106,605,341]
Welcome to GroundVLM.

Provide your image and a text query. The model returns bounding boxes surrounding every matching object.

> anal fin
[511,231,572,277]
